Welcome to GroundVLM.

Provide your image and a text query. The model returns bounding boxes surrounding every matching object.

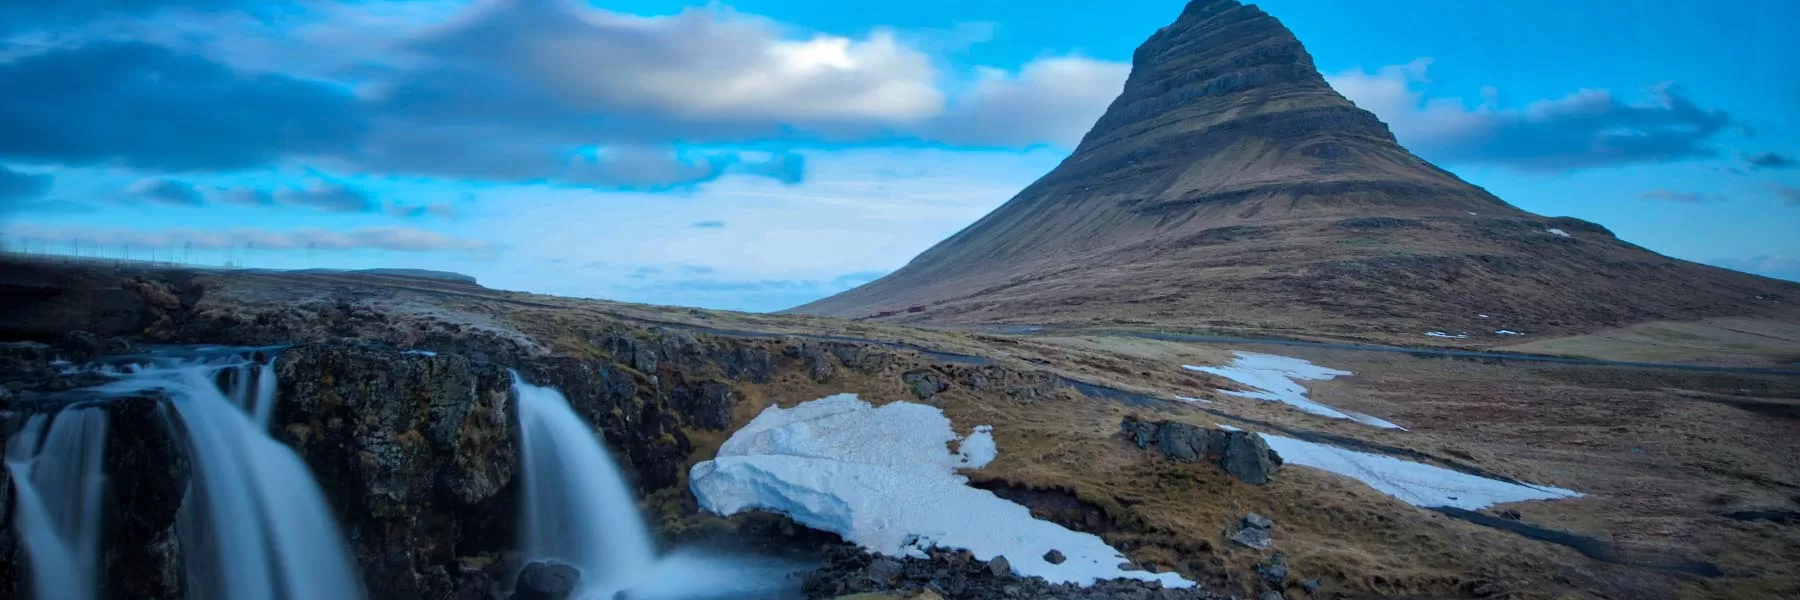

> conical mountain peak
[790,0,1797,340]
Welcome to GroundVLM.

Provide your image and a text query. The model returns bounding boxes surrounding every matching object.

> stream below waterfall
[4,346,811,600]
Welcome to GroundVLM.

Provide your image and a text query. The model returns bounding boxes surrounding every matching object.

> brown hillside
[789,0,1800,342]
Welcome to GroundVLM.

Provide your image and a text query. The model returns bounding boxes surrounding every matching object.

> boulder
[1221,431,1280,485]
[1121,417,1280,485]
[1231,526,1272,551]
[800,345,835,382]
[512,561,579,600]
[902,371,949,400]
[1258,554,1289,588]
[55,330,105,362]
[1042,549,1065,565]
[1157,421,1227,463]
[1242,513,1274,530]
[986,555,1011,578]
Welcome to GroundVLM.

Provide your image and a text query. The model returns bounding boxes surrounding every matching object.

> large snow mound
[1257,432,1581,510]
[689,394,1191,589]
[1184,352,1405,430]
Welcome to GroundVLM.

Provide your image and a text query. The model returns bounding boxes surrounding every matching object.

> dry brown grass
[96,264,1800,599]
[1501,317,1800,367]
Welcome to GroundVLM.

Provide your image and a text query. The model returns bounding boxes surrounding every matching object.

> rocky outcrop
[902,371,949,401]
[511,561,578,600]
[274,345,517,599]
[804,546,1225,600]
[1121,417,1282,484]
[103,394,189,600]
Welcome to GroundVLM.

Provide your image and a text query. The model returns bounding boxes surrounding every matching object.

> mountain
[790,0,1798,341]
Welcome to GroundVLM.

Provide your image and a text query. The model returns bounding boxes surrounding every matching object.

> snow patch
[1425,331,1469,339]
[1183,352,1404,430]
[1215,423,1243,432]
[1174,395,1213,404]
[689,394,1190,589]
[1476,314,1491,319]
[402,350,438,357]
[1495,330,1523,336]
[1546,228,1571,238]
[1257,433,1581,510]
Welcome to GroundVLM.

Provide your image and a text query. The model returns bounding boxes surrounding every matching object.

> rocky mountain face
[790,0,1798,340]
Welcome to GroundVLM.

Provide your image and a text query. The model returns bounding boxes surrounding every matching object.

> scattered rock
[1302,578,1321,593]
[1230,526,1272,551]
[1242,513,1274,530]
[1257,554,1289,588]
[803,545,1223,600]
[512,561,578,600]
[903,371,949,401]
[868,557,904,584]
[1042,549,1065,565]
[1498,509,1522,521]
[987,555,1011,578]
[1259,591,1284,600]
[55,330,105,361]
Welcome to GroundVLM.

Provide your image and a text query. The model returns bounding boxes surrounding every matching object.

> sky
[2,0,1797,312]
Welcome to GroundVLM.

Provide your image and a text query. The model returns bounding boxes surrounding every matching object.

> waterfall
[98,351,365,600]
[512,372,656,597]
[5,407,109,600]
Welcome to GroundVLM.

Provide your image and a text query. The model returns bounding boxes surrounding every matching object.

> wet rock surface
[1121,417,1283,484]
[805,546,1225,600]
[511,561,578,600]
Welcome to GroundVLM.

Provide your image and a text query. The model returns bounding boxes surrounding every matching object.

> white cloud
[374,0,943,131]
[926,55,1131,147]
[1326,59,1734,170]
[1706,256,1800,282]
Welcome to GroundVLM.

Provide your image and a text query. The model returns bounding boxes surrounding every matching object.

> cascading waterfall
[512,371,657,597]
[97,351,365,600]
[5,407,109,600]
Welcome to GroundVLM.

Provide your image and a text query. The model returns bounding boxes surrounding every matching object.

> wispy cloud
[1745,152,1796,170]
[0,164,51,203]
[1328,59,1735,170]
[125,178,203,206]
[274,182,376,213]
[1769,183,1800,206]
[2,224,495,253]
[691,220,726,229]
[1638,188,1723,203]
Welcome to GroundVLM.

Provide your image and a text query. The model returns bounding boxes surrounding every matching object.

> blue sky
[2,0,1796,311]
